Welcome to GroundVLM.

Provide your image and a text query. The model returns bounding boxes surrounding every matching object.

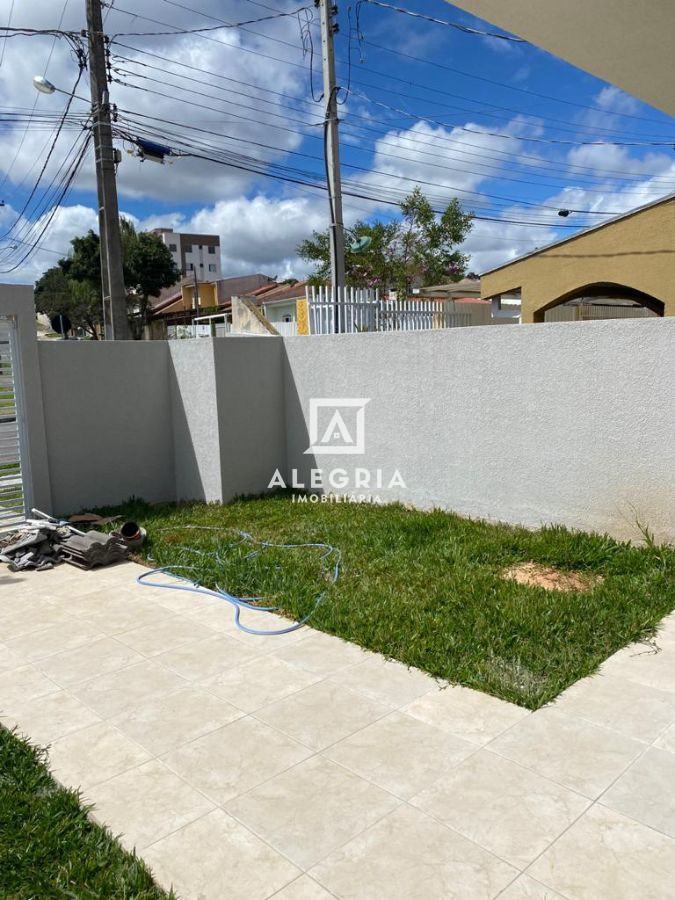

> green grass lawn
[99,493,674,710]
[0,726,172,899]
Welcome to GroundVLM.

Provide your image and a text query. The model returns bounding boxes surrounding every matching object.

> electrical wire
[361,0,525,42]
[111,76,663,215]
[109,57,675,196]
[109,44,675,187]
[0,61,87,241]
[0,0,74,196]
[109,4,312,38]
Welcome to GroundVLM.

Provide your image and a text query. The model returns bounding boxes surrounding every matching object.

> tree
[43,220,180,338]
[297,188,473,295]
[34,266,103,339]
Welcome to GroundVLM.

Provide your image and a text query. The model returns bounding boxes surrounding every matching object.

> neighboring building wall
[153,229,221,279]
[480,197,675,323]
[262,300,297,324]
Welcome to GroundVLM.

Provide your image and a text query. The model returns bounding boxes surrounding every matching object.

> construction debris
[0,511,129,572]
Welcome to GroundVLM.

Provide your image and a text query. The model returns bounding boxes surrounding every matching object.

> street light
[32,75,56,94]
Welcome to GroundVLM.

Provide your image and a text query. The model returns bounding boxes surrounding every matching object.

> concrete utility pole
[86,0,130,340]
[317,0,346,333]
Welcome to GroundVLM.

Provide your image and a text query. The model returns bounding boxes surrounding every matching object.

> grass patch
[0,726,172,899]
[97,494,674,709]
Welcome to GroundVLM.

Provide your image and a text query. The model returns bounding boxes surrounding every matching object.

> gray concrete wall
[168,339,221,502]
[213,336,286,500]
[38,341,175,513]
[283,319,675,542]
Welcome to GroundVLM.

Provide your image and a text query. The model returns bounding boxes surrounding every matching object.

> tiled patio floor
[2,560,675,898]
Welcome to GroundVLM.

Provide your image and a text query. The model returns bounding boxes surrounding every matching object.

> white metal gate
[0,316,27,530]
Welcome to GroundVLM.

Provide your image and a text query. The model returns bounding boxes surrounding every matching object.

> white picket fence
[307,286,470,335]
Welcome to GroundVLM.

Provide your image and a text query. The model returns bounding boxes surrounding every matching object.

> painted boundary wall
[283,319,675,543]
[21,312,675,542]
[36,336,284,513]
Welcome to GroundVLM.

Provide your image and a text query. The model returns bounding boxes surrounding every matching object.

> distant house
[253,281,308,334]
[150,274,276,320]
[479,193,675,323]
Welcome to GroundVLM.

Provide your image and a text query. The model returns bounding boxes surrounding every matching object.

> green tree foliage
[34,267,103,339]
[298,188,473,295]
[35,220,180,338]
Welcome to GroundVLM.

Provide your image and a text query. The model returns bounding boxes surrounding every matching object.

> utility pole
[86,0,130,340]
[317,0,346,333]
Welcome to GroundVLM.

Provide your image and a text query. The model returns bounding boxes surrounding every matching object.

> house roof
[254,280,308,305]
[481,191,675,277]
[151,273,276,314]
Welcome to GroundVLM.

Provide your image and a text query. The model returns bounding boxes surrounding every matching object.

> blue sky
[1,0,674,283]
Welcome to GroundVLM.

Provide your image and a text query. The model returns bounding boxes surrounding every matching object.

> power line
[112,63,675,202]
[109,4,312,37]
[110,44,675,186]
[113,107,603,227]
[361,38,675,127]
[361,0,525,41]
[0,0,73,196]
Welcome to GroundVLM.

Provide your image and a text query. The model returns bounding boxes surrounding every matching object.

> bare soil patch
[503,561,602,592]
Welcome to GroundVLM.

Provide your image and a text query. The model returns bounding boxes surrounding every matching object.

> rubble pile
[0,518,128,572]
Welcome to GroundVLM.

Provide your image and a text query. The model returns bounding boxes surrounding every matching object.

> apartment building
[152,228,222,279]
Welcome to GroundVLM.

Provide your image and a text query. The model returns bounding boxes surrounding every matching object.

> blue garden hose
[136,529,341,636]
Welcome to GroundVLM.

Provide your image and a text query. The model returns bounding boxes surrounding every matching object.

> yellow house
[479,193,675,323]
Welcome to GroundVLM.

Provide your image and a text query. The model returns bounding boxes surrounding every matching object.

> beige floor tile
[411,749,589,868]
[70,660,189,719]
[655,720,675,753]
[112,687,242,755]
[325,710,475,799]
[87,759,214,851]
[497,874,566,899]
[255,681,390,751]
[599,640,675,693]
[142,808,300,900]
[0,643,23,674]
[6,618,105,663]
[226,755,400,869]
[42,575,134,601]
[328,656,436,709]
[200,654,322,712]
[552,672,675,742]
[155,634,258,682]
[115,615,215,657]
[403,683,529,745]
[0,602,72,640]
[185,601,262,638]
[274,631,367,677]
[226,614,313,651]
[602,747,675,837]
[4,690,101,746]
[162,715,311,804]
[490,707,644,798]
[529,804,675,900]
[81,596,172,635]
[311,803,516,900]
[0,664,60,705]
[37,637,144,687]
[47,721,152,791]
[274,875,336,899]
